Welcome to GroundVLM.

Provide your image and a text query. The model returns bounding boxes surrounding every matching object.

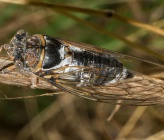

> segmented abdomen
[70,49,133,86]
[73,51,123,68]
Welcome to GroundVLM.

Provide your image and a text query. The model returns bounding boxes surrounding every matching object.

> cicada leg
[0,58,40,89]
[30,74,39,89]
[0,64,15,74]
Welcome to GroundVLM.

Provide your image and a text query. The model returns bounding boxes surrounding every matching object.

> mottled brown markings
[29,35,45,72]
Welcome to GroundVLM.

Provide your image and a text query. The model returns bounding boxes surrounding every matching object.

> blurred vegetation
[0,0,164,140]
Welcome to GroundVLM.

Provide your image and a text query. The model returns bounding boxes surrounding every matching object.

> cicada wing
[89,72,164,105]
[58,38,164,74]
[43,67,164,106]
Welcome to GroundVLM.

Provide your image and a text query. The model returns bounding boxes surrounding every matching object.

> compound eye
[15,30,27,41]
[15,34,22,41]
[15,60,23,70]
[16,29,27,37]
[12,29,28,46]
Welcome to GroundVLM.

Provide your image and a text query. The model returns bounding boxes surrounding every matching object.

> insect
[0,29,164,105]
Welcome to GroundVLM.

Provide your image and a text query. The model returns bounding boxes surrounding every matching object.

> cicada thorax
[25,35,71,72]
[23,34,61,72]
[25,35,43,69]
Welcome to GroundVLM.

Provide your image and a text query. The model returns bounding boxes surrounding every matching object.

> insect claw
[31,84,37,89]
[30,76,39,89]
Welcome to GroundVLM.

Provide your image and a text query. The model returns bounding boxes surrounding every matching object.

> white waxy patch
[42,57,72,71]
[83,72,90,78]
[105,68,127,85]
[58,45,65,59]
[122,68,128,78]
[64,67,79,73]
[45,56,49,60]
[44,36,51,44]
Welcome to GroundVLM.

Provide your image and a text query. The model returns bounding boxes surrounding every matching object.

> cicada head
[4,29,27,58]
[1,29,42,70]
[1,29,28,70]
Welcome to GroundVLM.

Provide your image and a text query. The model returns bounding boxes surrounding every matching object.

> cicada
[0,29,164,105]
